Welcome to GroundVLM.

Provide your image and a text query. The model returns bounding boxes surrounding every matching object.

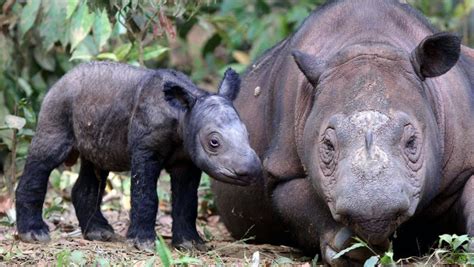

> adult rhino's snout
[333,183,411,244]
[331,156,412,244]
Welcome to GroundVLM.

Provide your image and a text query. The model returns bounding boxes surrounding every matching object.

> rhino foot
[174,239,207,252]
[84,224,117,242]
[127,238,155,252]
[18,221,51,243]
[19,229,51,243]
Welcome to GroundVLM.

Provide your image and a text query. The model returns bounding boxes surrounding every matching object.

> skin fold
[211,0,474,265]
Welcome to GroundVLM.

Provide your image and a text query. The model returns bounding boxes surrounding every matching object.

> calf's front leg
[126,148,162,250]
[167,162,205,251]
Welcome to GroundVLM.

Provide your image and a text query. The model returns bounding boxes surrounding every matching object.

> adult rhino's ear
[163,82,197,111]
[292,50,326,86]
[410,32,461,80]
[218,68,241,101]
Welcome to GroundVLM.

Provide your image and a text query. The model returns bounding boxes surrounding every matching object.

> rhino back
[41,61,157,171]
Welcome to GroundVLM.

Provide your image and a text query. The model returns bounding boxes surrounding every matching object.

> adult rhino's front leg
[272,178,374,266]
[457,175,474,251]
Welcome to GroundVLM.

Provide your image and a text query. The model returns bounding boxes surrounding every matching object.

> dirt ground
[0,174,314,266]
[0,211,312,266]
[0,210,312,266]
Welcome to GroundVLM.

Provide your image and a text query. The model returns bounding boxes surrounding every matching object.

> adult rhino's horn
[410,32,461,81]
[291,50,327,86]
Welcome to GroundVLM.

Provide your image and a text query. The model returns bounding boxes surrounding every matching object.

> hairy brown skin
[211,0,474,265]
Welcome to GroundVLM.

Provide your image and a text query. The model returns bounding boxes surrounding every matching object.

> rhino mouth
[348,216,407,245]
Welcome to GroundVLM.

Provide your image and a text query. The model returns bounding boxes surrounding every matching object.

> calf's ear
[163,82,197,111]
[218,68,241,101]
[410,32,461,80]
[292,50,326,86]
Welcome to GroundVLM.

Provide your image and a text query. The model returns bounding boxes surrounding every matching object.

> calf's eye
[209,138,220,148]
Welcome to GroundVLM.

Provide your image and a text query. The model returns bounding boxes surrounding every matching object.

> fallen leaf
[0,195,12,214]
[207,215,220,226]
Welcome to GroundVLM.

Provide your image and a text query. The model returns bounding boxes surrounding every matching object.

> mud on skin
[15,61,262,251]
[212,0,474,265]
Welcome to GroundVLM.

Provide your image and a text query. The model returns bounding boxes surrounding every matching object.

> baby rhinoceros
[15,61,261,250]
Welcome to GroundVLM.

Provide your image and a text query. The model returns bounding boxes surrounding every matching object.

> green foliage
[56,249,87,266]
[333,234,474,265]
[332,237,394,266]
[435,234,473,264]
[155,235,202,266]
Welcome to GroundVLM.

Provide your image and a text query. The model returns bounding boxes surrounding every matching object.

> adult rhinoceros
[211,0,474,264]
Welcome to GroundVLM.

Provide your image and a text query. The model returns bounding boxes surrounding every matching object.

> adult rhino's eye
[319,128,337,176]
[405,136,417,153]
[402,124,423,171]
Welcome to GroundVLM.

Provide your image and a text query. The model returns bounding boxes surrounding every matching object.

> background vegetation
[0,0,473,265]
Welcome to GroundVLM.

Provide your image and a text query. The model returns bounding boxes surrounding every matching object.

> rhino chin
[351,216,406,246]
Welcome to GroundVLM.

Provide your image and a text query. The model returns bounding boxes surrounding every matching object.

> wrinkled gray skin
[15,61,261,251]
[212,0,474,265]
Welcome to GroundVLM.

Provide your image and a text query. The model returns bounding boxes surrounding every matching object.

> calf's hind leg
[72,158,115,241]
[167,163,205,251]
[16,129,73,243]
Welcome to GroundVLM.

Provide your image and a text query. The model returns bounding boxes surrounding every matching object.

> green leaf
[142,45,169,61]
[96,53,119,61]
[66,0,80,19]
[364,256,379,267]
[70,36,98,61]
[17,78,33,97]
[70,250,86,265]
[379,251,394,265]
[173,256,202,265]
[439,234,454,247]
[39,0,68,50]
[155,235,172,267]
[332,243,366,260]
[93,9,112,51]
[112,14,127,37]
[33,47,56,71]
[22,106,36,125]
[56,250,71,267]
[95,258,110,267]
[31,72,47,92]
[144,256,156,267]
[69,2,94,51]
[5,115,26,130]
[113,43,133,61]
[19,0,41,38]
[452,235,470,251]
